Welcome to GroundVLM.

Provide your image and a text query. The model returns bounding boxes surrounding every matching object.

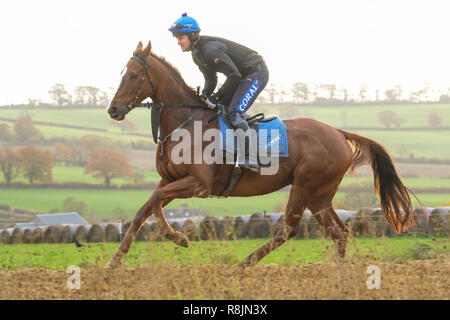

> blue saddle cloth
[218,115,289,159]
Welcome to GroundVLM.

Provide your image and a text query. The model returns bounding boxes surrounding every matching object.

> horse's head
[107,41,156,121]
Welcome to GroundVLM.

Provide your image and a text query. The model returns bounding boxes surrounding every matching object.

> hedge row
[0,182,159,190]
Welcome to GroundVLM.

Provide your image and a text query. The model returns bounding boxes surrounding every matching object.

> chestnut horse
[106,41,416,269]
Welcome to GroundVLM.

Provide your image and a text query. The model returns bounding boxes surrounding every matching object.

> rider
[168,13,269,172]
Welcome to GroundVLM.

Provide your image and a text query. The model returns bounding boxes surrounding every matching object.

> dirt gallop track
[1,258,449,299]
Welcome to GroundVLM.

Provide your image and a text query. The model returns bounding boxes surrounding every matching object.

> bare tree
[291,82,310,104]
[86,86,100,106]
[265,84,278,104]
[429,112,443,127]
[393,116,405,128]
[377,110,403,128]
[73,86,89,106]
[28,98,42,106]
[48,83,72,106]
[341,87,348,103]
[97,90,110,107]
[317,84,337,100]
[439,88,450,103]
[326,84,337,100]
[278,89,288,104]
[385,84,403,103]
[375,89,380,102]
[359,84,368,103]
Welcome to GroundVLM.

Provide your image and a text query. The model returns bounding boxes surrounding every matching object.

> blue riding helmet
[168,13,201,34]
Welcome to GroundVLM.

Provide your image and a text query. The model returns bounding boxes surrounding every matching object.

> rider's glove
[205,94,219,109]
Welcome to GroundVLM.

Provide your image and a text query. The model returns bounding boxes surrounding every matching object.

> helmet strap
[188,32,199,43]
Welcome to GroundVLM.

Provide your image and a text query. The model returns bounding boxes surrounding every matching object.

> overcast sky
[1,0,449,104]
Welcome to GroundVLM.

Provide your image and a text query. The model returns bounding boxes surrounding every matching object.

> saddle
[216,105,285,198]
[218,104,278,130]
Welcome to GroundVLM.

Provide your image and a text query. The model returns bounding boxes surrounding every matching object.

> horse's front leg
[107,176,210,269]
[107,180,172,269]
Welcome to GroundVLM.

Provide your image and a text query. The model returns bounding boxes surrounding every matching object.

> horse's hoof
[175,232,189,248]
[106,256,122,269]
[237,258,251,270]
[237,261,247,271]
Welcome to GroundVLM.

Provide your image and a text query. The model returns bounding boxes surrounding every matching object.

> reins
[136,102,209,110]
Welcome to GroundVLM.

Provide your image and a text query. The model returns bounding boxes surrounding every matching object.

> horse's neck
[152,59,204,138]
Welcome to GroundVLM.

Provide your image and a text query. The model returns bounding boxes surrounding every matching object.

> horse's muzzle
[107,105,128,121]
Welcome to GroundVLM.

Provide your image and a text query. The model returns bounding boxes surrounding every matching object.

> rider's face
[175,34,192,52]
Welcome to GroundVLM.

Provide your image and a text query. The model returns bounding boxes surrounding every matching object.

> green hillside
[1,104,449,159]
[0,188,447,222]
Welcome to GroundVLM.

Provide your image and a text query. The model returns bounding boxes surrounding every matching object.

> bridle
[126,55,209,111]
[122,54,213,182]
[127,55,157,111]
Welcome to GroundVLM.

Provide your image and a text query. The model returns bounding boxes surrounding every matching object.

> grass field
[0,165,160,186]
[2,103,450,130]
[1,104,449,222]
[0,119,149,143]
[253,103,450,128]
[2,104,450,160]
[0,188,291,219]
[0,236,448,299]
[2,165,450,188]
[0,236,448,270]
[341,176,450,188]
[0,188,448,221]
[351,129,450,159]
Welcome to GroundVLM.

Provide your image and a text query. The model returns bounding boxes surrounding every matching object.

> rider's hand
[205,94,219,109]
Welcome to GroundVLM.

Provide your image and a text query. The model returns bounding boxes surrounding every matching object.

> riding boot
[231,113,259,173]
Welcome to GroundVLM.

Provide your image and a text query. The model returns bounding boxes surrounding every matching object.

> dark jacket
[191,35,263,103]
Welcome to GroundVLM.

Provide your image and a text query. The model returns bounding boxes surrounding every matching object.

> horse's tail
[338,129,416,233]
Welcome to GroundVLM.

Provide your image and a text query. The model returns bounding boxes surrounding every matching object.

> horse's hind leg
[308,186,349,260]
[238,184,307,269]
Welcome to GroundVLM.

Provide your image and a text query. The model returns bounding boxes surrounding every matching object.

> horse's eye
[129,73,138,80]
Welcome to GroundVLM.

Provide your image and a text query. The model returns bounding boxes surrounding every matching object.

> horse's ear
[143,40,152,57]
[136,41,143,51]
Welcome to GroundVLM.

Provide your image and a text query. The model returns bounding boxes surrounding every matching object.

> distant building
[15,212,88,227]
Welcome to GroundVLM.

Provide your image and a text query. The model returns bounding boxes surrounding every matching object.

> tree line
[14,81,450,108]
[256,82,450,106]
[26,83,111,107]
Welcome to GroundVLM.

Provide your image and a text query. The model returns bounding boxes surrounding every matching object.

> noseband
[127,55,157,110]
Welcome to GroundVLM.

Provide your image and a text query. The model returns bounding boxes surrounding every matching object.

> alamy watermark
[366,265,381,289]
[169,121,282,175]
[66,265,81,290]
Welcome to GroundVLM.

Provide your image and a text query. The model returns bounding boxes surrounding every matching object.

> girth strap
[219,165,242,198]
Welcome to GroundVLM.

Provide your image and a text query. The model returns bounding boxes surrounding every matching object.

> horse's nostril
[109,106,117,114]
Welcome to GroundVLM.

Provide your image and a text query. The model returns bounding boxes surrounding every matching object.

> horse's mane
[138,51,201,102]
